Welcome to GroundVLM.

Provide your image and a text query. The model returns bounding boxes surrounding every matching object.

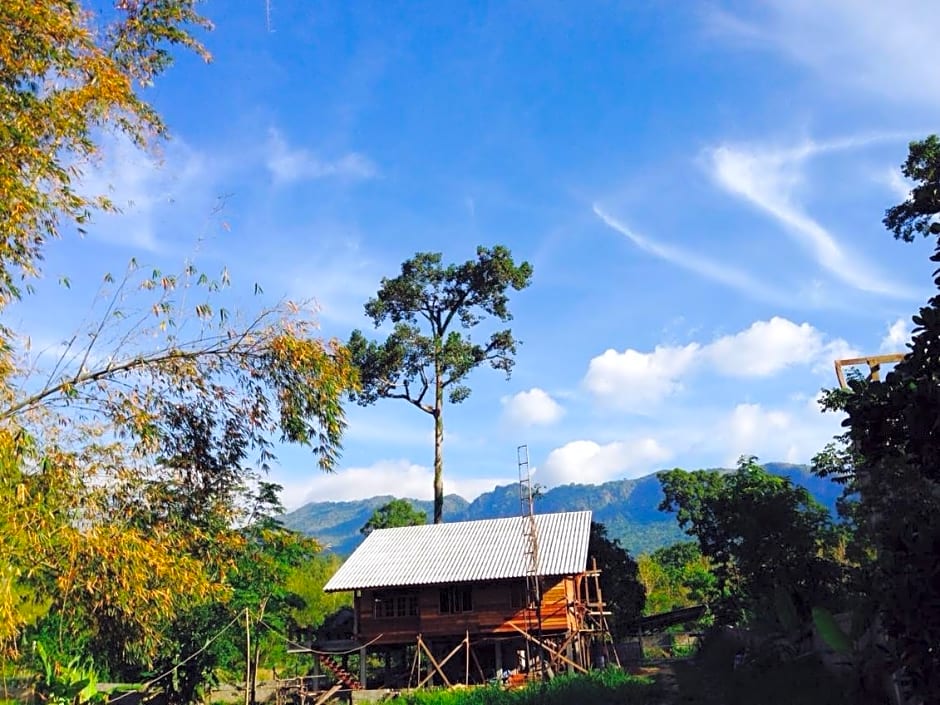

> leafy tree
[348,246,532,523]
[0,0,210,306]
[637,542,716,616]
[284,553,352,633]
[587,522,645,640]
[360,498,427,535]
[812,134,940,703]
[2,261,357,674]
[658,457,843,627]
[0,1,362,696]
[883,134,940,242]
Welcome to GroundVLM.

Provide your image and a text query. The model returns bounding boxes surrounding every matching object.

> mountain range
[281,462,844,557]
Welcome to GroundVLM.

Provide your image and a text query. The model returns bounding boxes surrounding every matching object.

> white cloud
[584,317,854,407]
[502,388,564,426]
[705,317,824,377]
[718,401,843,467]
[278,458,512,508]
[593,205,788,304]
[583,344,700,410]
[707,1,940,109]
[881,317,912,352]
[538,438,673,488]
[816,338,862,375]
[706,138,914,299]
[266,129,377,183]
[284,459,433,506]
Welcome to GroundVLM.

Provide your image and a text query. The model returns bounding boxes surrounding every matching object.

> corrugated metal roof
[323,510,592,592]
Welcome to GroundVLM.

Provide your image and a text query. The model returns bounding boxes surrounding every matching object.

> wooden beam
[416,635,469,688]
[546,631,579,673]
[508,623,588,674]
[313,684,342,705]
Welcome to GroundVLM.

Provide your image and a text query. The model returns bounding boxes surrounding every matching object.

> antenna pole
[518,445,545,681]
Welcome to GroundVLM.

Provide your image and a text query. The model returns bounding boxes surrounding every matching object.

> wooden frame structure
[834,353,904,389]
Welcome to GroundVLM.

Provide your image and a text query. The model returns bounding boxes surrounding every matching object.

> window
[439,586,473,614]
[510,581,529,610]
[373,591,418,619]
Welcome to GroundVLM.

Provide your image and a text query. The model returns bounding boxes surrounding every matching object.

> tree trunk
[433,405,444,523]
[433,346,444,523]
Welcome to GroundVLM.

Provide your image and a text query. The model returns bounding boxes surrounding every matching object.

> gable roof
[323,510,592,592]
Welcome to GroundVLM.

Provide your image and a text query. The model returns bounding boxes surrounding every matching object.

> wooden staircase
[317,653,362,690]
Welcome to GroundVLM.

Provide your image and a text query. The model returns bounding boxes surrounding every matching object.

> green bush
[384,668,661,705]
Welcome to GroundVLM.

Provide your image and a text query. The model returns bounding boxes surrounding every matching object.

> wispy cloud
[593,205,788,304]
[705,136,917,299]
[266,128,378,184]
[881,317,912,353]
[80,134,208,252]
[704,1,940,109]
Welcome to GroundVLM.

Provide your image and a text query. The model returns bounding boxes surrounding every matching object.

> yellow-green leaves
[0,0,210,307]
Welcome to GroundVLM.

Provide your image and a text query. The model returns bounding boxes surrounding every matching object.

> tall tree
[348,246,532,523]
[360,498,427,535]
[658,457,842,626]
[812,134,940,703]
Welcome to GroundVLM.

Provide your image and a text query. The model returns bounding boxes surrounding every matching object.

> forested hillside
[282,462,843,555]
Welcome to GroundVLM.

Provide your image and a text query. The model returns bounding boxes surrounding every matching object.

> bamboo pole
[244,609,251,705]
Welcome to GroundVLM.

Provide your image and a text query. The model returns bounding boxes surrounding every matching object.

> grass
[384,668,663,705]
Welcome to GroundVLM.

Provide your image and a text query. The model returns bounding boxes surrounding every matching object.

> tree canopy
[814,134,940,703]
[360,498,427,535]
[348,246,532,523]
[637,542,715,617]
[0,5,360,697]
[0,0,211,306]
[658,457,843,626]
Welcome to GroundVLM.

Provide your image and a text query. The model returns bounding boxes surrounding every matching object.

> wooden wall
[355,576,581,645]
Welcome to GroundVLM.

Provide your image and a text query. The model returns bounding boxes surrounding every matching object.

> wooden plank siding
[355,576,580,645]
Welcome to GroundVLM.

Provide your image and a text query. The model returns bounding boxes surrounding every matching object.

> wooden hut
[322,510,610,688]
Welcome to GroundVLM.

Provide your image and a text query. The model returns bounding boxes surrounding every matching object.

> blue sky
[7,0,940,508]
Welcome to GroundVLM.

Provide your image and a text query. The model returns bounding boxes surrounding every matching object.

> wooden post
[359,645,367,688]
[414,636,423,688]
[465,631,470,685]
[495,640,502,676]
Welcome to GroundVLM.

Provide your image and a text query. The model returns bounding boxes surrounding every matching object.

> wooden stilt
[470,644,486,683]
